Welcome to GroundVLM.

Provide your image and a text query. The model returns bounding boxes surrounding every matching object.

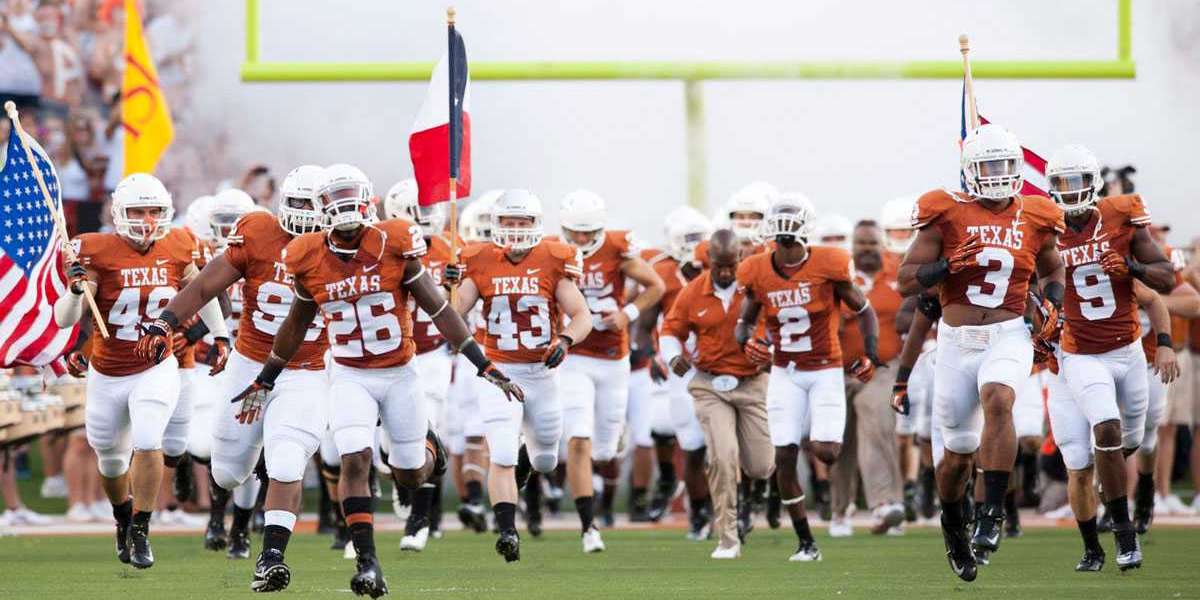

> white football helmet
[724,181,776,244]
[491,189,544,251]
[961,124,1024,200]
[278,165,326,236]
[209,188,256,247]
[184,195,215,242]
[317,163,374,232]
[666,206,713,264]
[384,178,446,234]
[880,196,918,254]
[763,193,816,243]
[559,189,607,258]
[111,173,173,243]
[1046,144,1103,215]
[811,213,852,250]
[461,189,502,242]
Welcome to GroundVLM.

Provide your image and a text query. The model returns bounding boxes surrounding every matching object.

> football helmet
[724,181,776,243]
[184,195,215,242]
[209,188,256,247]
[666,206,713,264]
[317,163,375,232]
[812,213,852,250]
[461,189,502,242]
[880,196,918,254]
[384,178,446,233]
[961,124,1024,200]
[111,173,173,243]
[491,189,544,251]
[559,189,607,258]
[1046,145,1102,215]
[763,193,816,244]
[278,165,326,236]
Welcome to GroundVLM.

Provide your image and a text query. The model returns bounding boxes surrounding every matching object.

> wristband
[558,333,575,347]
[1127,259,1146,280]
[916,257,950,288]
[458,338,491,372]
[1156,333,1172,348]
[896,365,913,383]
[183,319,210,344]
[258,360,284,388]
[159,309,181,330]
[622,303,641,323]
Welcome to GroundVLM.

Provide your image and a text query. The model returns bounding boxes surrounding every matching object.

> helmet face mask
[1046,145,1103,216]
[765,193,816,250]
[112,173,173,244]
[491,189,544,251]
[317,165,374,233]
[278,165,326,236]
[562,227,604,257]
[961,124,1024,200]
[729,210,765,245]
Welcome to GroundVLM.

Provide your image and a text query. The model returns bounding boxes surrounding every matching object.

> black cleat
[973,548,990,566]
[687,503,713,541]
[527,511,543,538]
[1114,524,1143,571]
[457,502,489,533]
[766,495,781,530]
[903,481,918,523]
[1005,516,1023,539]
[173,454,194,503]
[228,527,251,559]
[331,524,350,550]
[496,529,521,562]
[1133,499,1153,536]
[127,522,154,569]
[426,430,448,480]
[204,517,228,551]
[629,497,652,523]
[350,554,388,598]
[115,520,131,564]
[941,512,977,582]
[647,478,678,522]
[514,445,532,491]
[970,504,1004,554]
[1075,549,1105,572]
[251,550,291,593]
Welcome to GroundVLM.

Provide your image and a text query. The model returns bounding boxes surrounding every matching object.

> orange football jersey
[840,252,903,365]
[630,247,667,370]
[284,219,426,369]
[737,246,852,370]
[408,232,462,354]
[75,228,198,376]
[574,230,637,360]
[1141,244,1188,361]
[913,190,1064,316]
[1059,194,1151,355]
[463,240,582,364]
[224,211,328,370]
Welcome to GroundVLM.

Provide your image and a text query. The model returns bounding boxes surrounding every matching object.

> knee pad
[211,463,247,491]
[266,438,309,483]
[386,439,427,471]
[96,447,131,478]
[1138,426,1158,455]
[333,425,374,457]
[531,451,558,474]
[942,429,980,456]
[160,418,189,457]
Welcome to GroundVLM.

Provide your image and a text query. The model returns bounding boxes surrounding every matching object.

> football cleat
[400,516,430,552]
[173,454,194,503]
[1075,549,1105,572]
[514,445,532,491]
[350,554,388,598]
[115,520,131,564]
[127,522,154,569]
[1005,518,1023,539]
[829,517,853,538]
[710,543,741,560]
[647,479,680,522]
[458,502,489,534]
[598,504,615,528]
[582,526,606,553]
[251,550,291,593]
[973,548,990,566]
[204,517,228,551]
[941,512,977,582]
[391,487,412,521]
[1114,524,1143,571]
[629,497,652,523]
[788,540,822,562]
[903,481,919,523]
[687,504,713,541]
[870,502,906,535]
[970,504,1004,554]
[228,527,251,559]
[496,530,521,563]
[527,508,543,538]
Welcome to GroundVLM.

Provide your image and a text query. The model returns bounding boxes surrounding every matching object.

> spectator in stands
[0,0,85,108]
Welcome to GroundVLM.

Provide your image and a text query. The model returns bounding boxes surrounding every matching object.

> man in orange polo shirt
[660,230,773,559]
[829,220,906,536]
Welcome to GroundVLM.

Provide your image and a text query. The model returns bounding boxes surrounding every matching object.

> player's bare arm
[1035,232,1066,305]
[227,280,320,422]
[1121,227,1175,293]
[133,260,231,371]
[555,277,593,349]
[613,256,665,350]
[897,226,946,297]
[1162,280,1200,319]
[1133,279,1179,383]
[836,279,883,382]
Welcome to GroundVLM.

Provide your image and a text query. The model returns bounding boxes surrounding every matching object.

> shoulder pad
[1108,193,1152,227]
[1021,195,1065,233]
[282,232,323,273]
[912,189,959,229]
[377,218,427,258]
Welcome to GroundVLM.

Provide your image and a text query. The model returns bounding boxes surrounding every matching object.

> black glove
[66,262,87,295]
[917,293,942,322]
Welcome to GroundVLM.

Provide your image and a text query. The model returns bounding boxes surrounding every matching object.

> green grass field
[1,527,1198,599]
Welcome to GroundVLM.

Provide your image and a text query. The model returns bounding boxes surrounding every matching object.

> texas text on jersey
[75,227,199,376]
[913,189,1064,314]
[283,218,427,368]
[462,240,582,363]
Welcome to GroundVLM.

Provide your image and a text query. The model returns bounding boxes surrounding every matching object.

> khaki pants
[1167,349,1194,425]
[689,371,774,548]
[830,359,903,516]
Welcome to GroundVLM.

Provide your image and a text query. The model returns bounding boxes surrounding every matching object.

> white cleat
[400,527,430,552]
[15,508,52,526]
[871,503,905,535]
[1152,494,1170,516]
[1164,494,1194,515]
[582,526,606,553]
[828,517,853,538]
[710,543,741,559]
[343,540,357,560]
[40,475,67,499]
[788,541,822,562]
[392,487,412,521]
[89,500,111,521]
[66,503,95,523]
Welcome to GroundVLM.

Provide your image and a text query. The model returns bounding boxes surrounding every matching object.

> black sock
[262,525,291,557]
[430,477,443,531]
[1135,472,1155,508]
[941,495,967,528]
[813,478,830,500]
[209,474,230,523]
[601,479,617,512]
[690,495,708,518]
[631,487,647,506]
[982,470,1010,509]
[342,497,376,557]
[575,497,595,532]
[494,501,517,533]
[524,473,543,516]
[232,506,253,532]
[394,485,412,506]
[411,485,434,522]
[920,466,936,495]
[1077,517,1102,553]
[792,516,813,543]
[659,461,676,483]
[466,480,484,504]
[112,499,132,527]
[1105,496,1131,525]
[132,510,152,529]
[1005,490,1019,525]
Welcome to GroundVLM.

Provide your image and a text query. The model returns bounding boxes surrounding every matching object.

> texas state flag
[960,82,1049,197]
[409,26,471,207]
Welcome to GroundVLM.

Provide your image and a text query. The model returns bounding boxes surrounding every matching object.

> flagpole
[447,7,459,304]
[4,101,109,339]
[959,34,980,130]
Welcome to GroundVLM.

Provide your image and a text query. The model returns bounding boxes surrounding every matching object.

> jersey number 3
[966,247,1015,309]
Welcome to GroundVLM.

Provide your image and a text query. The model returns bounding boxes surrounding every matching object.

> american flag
[0,123,80,367]
[960,83,1049,197]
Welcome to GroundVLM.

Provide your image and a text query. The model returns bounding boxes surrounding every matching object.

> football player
[812,213,854,251]
[1042,144,1177,572]
[736,193,881,562]
[55,173,230,569]
[898,124,1066,581]
[137,166,326,589]
[220,165,519,596]
[446,189,593,562]
[555,190,664,551]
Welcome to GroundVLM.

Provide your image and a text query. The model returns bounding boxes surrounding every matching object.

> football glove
[65,350,88,378]
[1036,297,1062,343]
[480,362,524,402]
[136,318,175,364]
[1099,249,1130,279]
[1033,337,1059,375]
[231,377,273,424]
[649,356,669,384]
[849,355,880,384]
[917,292,942,322]
[891,380,909,415]
[948,233,985,273]
[542,334,572,369]
[208,337,231,376]
[744,338,773,365]
[66,261,88,295]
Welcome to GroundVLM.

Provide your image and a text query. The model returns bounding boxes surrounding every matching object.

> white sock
[264,509,297,531]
